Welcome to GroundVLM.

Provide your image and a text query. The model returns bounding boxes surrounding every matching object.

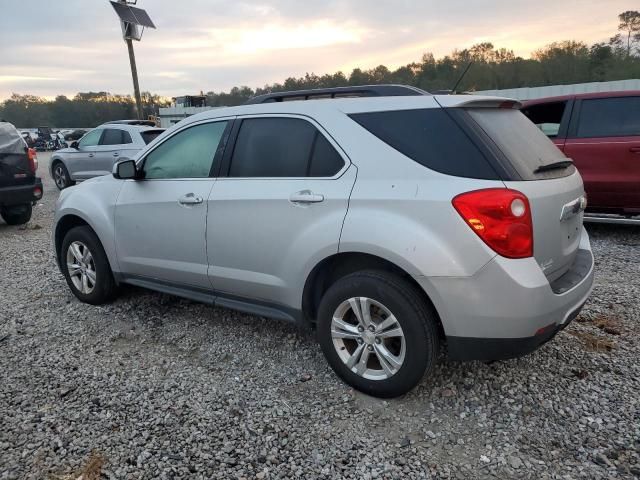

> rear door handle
[630,147,640,154]
[88,153,94,158]
[113,152,119,157]
[178,193,203,205]
[289,190,324,204]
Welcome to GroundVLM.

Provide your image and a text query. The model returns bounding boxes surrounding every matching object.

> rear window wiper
[534,160,573,173]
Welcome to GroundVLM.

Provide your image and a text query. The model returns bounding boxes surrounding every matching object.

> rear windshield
[466,108,575,180]
[141,129,165,145]
[349,108,500,180]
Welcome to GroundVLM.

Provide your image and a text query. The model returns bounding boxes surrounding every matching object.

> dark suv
[0,122,43,225]
[522,91,640,216]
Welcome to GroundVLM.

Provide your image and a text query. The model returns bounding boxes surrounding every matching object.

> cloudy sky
[0,0,636,100]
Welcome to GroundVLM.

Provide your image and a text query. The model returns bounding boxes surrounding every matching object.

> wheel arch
[301,251,445,338]
[54,214,92,267]
[54,213,118,277]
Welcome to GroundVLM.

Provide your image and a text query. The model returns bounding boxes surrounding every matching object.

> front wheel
[1,204,32,225]
[317,271,440,398]
[61,226,117,304]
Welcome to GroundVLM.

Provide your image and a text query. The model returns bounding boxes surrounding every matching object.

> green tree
[610,11,640,57]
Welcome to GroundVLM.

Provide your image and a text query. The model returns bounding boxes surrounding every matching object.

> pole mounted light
[110,0,156,120]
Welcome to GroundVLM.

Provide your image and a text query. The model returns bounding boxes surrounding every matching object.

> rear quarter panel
[321,110,501,279]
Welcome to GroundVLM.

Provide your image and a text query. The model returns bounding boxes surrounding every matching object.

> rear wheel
[1,204,32,225]
[52,162,74,190]
[61,226,117,304]
[317,270,439,398]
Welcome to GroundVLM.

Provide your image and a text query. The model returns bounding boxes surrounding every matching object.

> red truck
[521,91,640,216]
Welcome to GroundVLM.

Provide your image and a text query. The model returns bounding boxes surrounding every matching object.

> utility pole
[124,33,144,119]
[110,0,155,120]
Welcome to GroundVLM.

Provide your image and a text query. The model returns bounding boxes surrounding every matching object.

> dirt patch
[50,452,104,480]
[569,330,616,352]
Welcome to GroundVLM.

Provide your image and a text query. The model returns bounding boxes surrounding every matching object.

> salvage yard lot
[1,153,638,479]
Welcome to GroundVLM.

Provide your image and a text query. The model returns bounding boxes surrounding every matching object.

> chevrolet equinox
[53,85,594,398]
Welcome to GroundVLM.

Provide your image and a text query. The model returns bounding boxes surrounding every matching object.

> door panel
[564,136,640,211]
[68,128,102,179]
[91,145,120,177]
[206,167,357,307]
[565,96,640,212]
[113,120,230,288]
[115,179,215,288]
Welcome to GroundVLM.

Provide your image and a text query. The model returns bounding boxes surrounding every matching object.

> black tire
[317,270,439,398]
[1,203,32,225]
[61,226,117,305]
[52,161,74,190]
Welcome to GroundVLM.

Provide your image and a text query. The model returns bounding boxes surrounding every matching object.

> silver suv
[53,86,594,398]
[50,123,164,190]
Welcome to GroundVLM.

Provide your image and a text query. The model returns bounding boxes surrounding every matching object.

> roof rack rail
[102,119,157,126]
[244,84,430,105]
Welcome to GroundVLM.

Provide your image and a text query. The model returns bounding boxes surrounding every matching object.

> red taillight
[452,188,533,259]
[27,148,38,174]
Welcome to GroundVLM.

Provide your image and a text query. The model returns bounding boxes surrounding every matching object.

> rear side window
[467,108,574,180]
[349,108,499,180]
[229,117,344,177]
[576,97,640,138]
[309,134,344,177]
[100,128,131,146]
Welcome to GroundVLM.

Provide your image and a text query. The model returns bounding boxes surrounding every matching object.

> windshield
[466,108,575,180]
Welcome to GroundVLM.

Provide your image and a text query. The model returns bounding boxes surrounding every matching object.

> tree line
[2,10,639,127]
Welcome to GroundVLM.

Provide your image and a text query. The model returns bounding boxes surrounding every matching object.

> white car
[50,123,164,189]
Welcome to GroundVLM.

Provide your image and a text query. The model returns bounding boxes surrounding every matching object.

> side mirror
[70,141,79,149]
[113,159,138,180]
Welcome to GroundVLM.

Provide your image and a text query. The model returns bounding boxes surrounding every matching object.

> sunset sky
[0,0,637,100]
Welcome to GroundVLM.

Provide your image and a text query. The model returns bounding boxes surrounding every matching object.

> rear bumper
[446,300,585,361]
[416,227,594,361]
[0,178,43,206]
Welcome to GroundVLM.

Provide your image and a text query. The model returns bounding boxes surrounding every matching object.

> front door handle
[630,147,640,154]
[178,193,203,205]
[88,153,94,158]
[289,190,324,204]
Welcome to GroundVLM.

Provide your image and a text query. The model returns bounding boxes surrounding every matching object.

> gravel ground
[1,153,639,479]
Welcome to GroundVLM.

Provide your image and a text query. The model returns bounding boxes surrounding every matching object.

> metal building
[474,79,640,101]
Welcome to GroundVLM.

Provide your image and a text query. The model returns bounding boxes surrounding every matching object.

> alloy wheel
[331,297,406,381]
[54,165,67,189]
[66,241,96,294]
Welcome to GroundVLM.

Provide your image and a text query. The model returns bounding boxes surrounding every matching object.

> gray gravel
[1,153,639,479]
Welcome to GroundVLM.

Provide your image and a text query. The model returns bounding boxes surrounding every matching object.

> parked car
[0,122,43,225]
[53,85,594,398]
[64,129,88,141]
[50,123,165,189]
[521,91,640,216]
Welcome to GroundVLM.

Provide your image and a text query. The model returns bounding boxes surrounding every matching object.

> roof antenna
[451,62,473,94]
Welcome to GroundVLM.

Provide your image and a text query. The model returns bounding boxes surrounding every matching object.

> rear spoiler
[434,96,522,109]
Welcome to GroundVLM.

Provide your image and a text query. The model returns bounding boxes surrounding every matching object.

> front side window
[576,97,640,138]
[229,117,344,177]
[143,121,228,179]
[78,129,102,148]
